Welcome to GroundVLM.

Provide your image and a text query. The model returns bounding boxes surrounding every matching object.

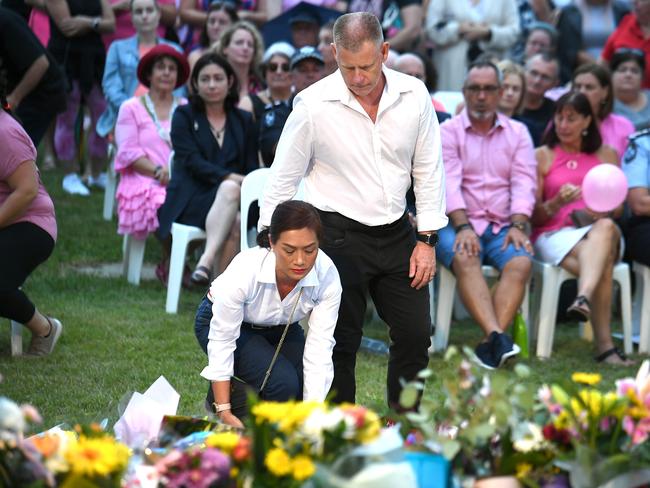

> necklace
[209,120,226,145]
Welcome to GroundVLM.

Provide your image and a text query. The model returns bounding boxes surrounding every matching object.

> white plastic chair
[432,91,464,115]
[8,320,22,356]
[122,234,147,285]
[240,168,271,250]
[240,168,306,251]
[103,143,118,221]
[165,223,207,313]
[429,265,530,353]
[531,260,632,358]
[632,261,650,354]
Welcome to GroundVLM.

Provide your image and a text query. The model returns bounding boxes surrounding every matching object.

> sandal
[566,295,591,322]
[155,261,168,286]
[191,265,211,286]
[595,346,630,363]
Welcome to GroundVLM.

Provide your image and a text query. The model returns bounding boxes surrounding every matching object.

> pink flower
[616,378,636,397]
[20,404,42,424]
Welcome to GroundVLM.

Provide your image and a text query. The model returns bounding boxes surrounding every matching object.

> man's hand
[502,226,533,254]
[218,411,244,429]
[454,228,480,256]
[409,241,436,289]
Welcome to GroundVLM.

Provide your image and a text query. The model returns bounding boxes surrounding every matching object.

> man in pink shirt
[438,60,537,369]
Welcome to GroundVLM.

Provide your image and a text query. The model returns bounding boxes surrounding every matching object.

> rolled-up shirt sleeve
[200,265,248,382]
[624,139,650,189]
[302,265,342,401]
[441,120,467,215]
[412,84,448,231]
[509,127,537,217]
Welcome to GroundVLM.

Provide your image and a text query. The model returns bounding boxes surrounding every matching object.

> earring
[582,129,588,136]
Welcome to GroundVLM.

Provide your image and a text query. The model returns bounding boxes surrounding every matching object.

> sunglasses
[615,47,645,58]
[267,62,290,73]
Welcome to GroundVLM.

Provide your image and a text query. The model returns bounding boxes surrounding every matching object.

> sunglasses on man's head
[267,62,290,73]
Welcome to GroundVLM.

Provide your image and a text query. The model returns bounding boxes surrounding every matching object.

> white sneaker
[62,173,90,196]
[26,318,63,356]
[88,172,108,190]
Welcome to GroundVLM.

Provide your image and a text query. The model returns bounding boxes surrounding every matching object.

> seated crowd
[3,0,650,419]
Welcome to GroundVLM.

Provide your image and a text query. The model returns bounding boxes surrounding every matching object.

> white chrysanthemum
[0,397,25,441]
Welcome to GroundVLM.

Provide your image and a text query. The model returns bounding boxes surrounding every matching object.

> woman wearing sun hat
[114,44,189,282]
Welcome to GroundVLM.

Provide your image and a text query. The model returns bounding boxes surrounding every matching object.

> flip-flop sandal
[191,265,211,286]
[595,346,629,363]
[566,295,591,322]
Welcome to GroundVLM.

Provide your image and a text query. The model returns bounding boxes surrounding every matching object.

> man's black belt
[317,210,408,237]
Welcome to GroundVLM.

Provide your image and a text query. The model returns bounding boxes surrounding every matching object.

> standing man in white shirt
[259,12,447,407]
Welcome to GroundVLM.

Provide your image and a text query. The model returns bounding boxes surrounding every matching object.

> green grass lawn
[0,169,643,428]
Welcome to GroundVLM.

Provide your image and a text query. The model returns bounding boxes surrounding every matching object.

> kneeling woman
[195,201,342,428]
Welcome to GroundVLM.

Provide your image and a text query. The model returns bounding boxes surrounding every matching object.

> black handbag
[215,289,303,420]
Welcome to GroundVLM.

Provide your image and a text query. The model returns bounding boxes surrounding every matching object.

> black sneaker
[474,332,499,370]
[492,332,520,367]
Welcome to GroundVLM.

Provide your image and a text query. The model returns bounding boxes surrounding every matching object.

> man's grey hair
[525,52,560,80]
[333,12,384,51]
[464,60,503,86]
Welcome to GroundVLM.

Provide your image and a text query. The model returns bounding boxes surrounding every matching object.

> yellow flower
[357,410,381,444]
[553,410,571,430]
[278,401,322,433]
[205,431,240,454]
[64,436,130,477]
[230,467,239,478]
[265,447,292,477]
[516,462,533,479]
[571,373,602,386]
[291,454,316,481]
[252,402,295,425]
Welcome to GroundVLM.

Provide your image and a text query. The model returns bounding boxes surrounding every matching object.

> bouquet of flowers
[400,346,554,487]
[539,361,650,487]
[31,423,131,488]
[247,400,381,487]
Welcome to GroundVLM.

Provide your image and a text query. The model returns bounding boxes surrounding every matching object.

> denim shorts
[436,223,532,271]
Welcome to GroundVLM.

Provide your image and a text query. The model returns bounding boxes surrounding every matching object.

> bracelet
[454,222,473,233]
[213,402,231,413]
[542,201,556,218]
[511,221,530,233]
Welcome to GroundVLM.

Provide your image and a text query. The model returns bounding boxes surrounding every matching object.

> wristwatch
[91,17,101,31]
[416,232,438,247]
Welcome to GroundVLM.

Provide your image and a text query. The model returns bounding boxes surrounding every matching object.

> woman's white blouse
[200,246,342,401]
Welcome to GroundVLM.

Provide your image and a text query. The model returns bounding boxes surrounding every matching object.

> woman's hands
[218,410,244,429]
[556,183,581,206]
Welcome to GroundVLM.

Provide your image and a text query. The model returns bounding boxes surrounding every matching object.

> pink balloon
[581,164,628,212]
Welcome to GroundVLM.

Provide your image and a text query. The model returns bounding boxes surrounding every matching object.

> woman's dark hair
[572,63,613,119]
[542,91,602,154]
[257,200,323,248]
[0,68,9,112]
[189,52,239,112]
[610,48,646,78]
[199,1,239,48]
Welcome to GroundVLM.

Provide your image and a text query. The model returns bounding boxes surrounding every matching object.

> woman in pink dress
[114,45,189,270]
[531,91,632,365]
[573,63,635,160]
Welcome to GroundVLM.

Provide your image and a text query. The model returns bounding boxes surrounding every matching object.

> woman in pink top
[0,76,62,357]
[573,63,635,160]
[114,45,188,278]
[531,92,632,365]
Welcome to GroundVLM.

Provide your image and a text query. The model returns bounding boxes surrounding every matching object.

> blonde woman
[213,20,265,100]
[497,59,526,117]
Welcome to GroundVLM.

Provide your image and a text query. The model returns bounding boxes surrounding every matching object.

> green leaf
[441,439,461,460]
[400,384,420,409]
[551,384,570,407]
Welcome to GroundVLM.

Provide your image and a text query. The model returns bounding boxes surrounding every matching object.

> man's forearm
[8,54,49,108]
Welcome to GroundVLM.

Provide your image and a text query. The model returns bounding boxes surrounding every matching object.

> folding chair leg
[536,268,560,358]
[11,321,22,356]
[433,266,457,352]
[166,236,189,314]
[618,271,633,355]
